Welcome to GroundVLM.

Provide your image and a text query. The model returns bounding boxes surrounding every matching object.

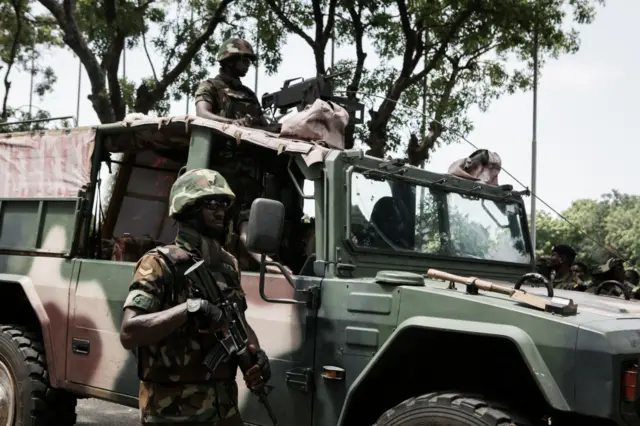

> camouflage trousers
[139,415,242,425]
[139,379,243,425]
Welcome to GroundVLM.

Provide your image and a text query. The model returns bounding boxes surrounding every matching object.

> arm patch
[123,255,166,313]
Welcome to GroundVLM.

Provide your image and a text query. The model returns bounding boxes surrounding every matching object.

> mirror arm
[258,254,307,305]
[266,260,296,290]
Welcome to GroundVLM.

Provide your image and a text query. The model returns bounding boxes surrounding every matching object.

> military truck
[1,114,640,426]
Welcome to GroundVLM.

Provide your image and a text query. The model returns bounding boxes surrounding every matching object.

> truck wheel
[375,392,528,426]
[0,325,77,425]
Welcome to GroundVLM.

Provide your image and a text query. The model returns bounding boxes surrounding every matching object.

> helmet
[168,169,235,218]
[589,247,624,275]
[216,38,257,63]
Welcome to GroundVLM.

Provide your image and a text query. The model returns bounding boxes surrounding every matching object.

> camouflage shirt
[123,228,246,425]
[195,73,266,255]
[552,271,581,290]
[194,72,267,126]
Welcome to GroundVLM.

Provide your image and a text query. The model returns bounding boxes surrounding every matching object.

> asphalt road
[77,398,139,425]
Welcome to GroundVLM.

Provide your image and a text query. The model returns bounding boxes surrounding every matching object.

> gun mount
[261,70,365,125]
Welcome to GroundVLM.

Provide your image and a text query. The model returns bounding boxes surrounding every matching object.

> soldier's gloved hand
[243,344,271,391]
[232,114,253,127]
[186,299,223,331]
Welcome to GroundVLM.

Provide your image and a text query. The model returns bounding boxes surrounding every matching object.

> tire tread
[375,391,527,426]
[0,325,77,425]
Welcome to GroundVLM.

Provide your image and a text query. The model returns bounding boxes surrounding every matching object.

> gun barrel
[259,395,280,426]
[327,70,349,79]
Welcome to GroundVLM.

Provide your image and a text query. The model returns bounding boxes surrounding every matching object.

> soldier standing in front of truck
[119,168,271,425]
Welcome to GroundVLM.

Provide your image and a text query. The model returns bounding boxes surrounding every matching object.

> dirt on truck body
[0,115,639,426]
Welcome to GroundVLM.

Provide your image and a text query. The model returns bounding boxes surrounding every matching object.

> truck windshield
[349,170,532,264]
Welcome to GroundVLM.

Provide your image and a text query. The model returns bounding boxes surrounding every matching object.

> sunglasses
[201,199,232,211]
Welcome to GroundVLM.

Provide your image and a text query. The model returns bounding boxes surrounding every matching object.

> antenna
[254,23,259,94]
[122,42,127,115]
[330,27,335,69]
[186,8,194,115]
[530,3,540,256]
[76,56,82,125]
[28,28,37,117]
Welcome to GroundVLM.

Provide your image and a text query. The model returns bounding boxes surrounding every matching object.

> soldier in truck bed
[195,37,289,274]
[194,37,269,128]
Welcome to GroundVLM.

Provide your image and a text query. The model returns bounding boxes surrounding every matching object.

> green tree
[535,191,640,265]
[35,0,286,123]
[1,0,62,130]
[263,0,604,163]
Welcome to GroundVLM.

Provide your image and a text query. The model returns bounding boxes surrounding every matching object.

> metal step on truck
[0,114,639,426]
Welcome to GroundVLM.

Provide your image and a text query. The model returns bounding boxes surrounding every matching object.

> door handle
[72,338,90,355]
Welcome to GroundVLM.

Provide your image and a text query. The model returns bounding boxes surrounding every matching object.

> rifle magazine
[203,342,230,373]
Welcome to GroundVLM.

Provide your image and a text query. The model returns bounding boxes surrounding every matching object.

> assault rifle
[261,70,365,124]
[184,260,279,426]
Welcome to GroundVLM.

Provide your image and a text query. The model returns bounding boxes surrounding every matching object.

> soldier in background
[625,269,640,288]
[584,248,630,297]
[119,169,270,425]
[570,261,590,291]
[535,256,551,280]
[547,244,578,289]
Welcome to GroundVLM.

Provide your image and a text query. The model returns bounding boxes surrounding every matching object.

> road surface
[77,398,138,425]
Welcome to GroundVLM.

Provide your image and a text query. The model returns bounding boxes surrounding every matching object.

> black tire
[374,392,528,426]
[0,325,77,425]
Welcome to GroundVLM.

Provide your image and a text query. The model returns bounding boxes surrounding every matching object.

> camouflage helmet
[216,38,257,63]
[168,169,235,218]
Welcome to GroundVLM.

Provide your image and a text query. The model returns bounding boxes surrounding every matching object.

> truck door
[236,272,319,426]
[66,150,178,405]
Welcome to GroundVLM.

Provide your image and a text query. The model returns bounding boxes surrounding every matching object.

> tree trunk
[314,47,326,75]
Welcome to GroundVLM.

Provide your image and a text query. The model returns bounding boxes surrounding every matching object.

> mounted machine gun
[261,70,366,125]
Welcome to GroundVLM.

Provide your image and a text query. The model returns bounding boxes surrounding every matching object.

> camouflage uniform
[123,169,246,425]
[552,271,582,290]
[548,245,578,290]
[194,37,267,126]
[194,38,268,266]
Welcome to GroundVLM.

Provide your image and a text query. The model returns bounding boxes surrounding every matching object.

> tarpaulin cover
[0,128,95,198]
[104,114,334,166]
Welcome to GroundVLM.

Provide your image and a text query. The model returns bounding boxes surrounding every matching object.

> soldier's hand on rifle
[186,299,224,331]
[243,344,271,391]
[232,114,254,127]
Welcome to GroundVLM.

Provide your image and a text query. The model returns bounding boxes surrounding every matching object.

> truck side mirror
[245,198,311,307]
[245,198,285,255]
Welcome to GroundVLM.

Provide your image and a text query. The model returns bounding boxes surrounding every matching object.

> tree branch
[263,0,314,47]
[134,0,155,11]
[462,42,502,66]
[408,7,478,86]
[346,5,366,99]
[321,0,338,48]
[311,0,323,47]
[2,0,22,120]
[38,0,115,122]
[407,60,460,167]
[136,0,234,112]
[142,31,158,83]
[102,0,126,120]
[396,0,416,75]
